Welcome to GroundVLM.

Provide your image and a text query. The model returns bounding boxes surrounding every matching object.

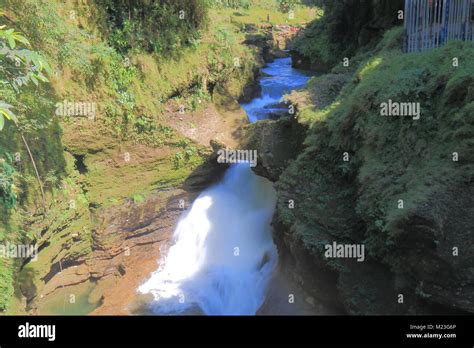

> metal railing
[405,0,474,52]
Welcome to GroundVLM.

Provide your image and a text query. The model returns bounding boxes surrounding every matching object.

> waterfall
[138,164,277,315]
[139,57,310,315]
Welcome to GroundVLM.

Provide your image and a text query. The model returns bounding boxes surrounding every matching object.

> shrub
[98,0,210,55]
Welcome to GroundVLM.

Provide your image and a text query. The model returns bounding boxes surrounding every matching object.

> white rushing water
[138,164,277,315]
[139,58,310,315]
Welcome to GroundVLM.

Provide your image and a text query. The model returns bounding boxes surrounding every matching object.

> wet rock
[290,50,312,70]
[242,116,307,182]
[28,188,187,313]
[183,140,230,193]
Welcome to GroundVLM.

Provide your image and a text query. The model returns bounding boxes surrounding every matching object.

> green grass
[221,6,319,26]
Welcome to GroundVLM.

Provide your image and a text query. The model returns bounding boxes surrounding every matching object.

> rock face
[272,25,299,50]
[255,144,474,314]
[28,188,187,314]
[243,116,307,182]
[183,140,230,193]
[270,154,474,314]
[88,188,189,314]
[289,49,312,70]
[243,25,300,64]
[24,136,238,315]
[290,49,331,72]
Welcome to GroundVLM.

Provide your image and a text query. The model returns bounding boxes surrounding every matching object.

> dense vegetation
[291,0,404,70]
[0,9,61,309]
[98,0,209,55]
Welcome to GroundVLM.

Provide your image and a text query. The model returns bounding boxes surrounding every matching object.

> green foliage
[0,11,56,215]
[98,0,209,55]
[218,0,316,26]
[173,145,202,169]
[0,253,14,312]
[173,151,184,169]
[0,15,51,128]
[290,0,403,70]
[0,6,67,312]
[0,154,18,212]
[172,84,212,113]
[209,0,248,9]
[132,193,145,204]
[0,102,16,130]
[134,115,156,134]
[0,25,29,49]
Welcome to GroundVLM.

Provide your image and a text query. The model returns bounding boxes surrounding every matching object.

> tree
[0,10,52,208]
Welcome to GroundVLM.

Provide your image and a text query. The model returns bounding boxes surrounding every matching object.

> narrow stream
[139,57,311,315]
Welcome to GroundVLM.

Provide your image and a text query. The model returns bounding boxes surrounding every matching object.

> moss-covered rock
[243,116,307,182]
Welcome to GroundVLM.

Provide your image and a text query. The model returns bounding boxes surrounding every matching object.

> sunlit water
[243,57,311,122]
[138,57,311,315]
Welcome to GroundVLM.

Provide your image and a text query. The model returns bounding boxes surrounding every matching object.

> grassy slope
[221,5,317,26]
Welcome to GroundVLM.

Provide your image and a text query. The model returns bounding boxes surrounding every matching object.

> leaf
[0,101,14,111]
[0,114,4,130]
[30,75,38,86]
[0,102,18,123]
[13,33,30,46]
[0,108,11,120]
[7,36,15,49]
[35,72,49,83]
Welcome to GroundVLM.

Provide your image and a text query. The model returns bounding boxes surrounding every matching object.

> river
[138,56,311,315]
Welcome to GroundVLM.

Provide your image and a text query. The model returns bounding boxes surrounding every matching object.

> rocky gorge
[2,0,472,317]
[5,8,306,315]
